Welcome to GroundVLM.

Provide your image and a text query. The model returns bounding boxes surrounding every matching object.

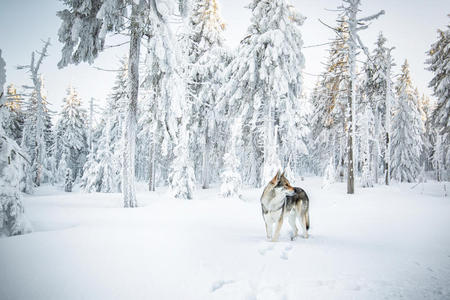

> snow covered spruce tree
[178,0,227,189]
[57,0,187,207]
[336,0,384,193]
[4,85,25,145]
[18,40,54,188]
[55,86,88,183]
[310,19,349,180]
[221,117,243,198]
[391,60,424,182]
[426,19,449,180]
[221,0,307,187]
[360,33,395,185]
[138,15,176,191]
[0,49,31,237]
[82,60,126,192]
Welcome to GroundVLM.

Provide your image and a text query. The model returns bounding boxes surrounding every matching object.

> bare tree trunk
[148,131,156,191]
[384,49,393,186]
[347,79,355,194]
[123,1,141,208]
[89,97,94,151]
[202,124,210,189]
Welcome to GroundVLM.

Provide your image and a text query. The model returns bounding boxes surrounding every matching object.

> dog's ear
[271,170,281,184]
[280,170,285,178]
[276,169,281,180]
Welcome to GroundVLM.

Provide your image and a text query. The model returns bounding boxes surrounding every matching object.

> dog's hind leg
[300,212,309,239]
[288,211,298,240]
[271,210,283,242]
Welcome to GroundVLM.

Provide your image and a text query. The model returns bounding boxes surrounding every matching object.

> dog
[260,170,310,242]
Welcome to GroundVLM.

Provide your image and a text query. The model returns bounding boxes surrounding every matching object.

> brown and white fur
[260,170,310,242]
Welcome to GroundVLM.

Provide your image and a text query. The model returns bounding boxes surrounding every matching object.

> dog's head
[270,170,295,196]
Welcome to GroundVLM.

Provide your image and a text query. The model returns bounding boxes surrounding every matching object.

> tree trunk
[347,86,355,194]
[148,131,156,191]
[385,51,392,186]
[202,124,210,189]
[122,1,141,208]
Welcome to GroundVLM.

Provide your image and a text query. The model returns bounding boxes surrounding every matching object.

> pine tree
[56,86,88,182]
[179,0,227,189]
[310,20,349,180]
[0,49,32,237]
[426,18,449,180]
[221,0,306,187]
[4,84,25,144]
[138,17,176,191]
[221,117,243,198]
[360,33,395,184]
[169,117,195,200]
[391,60,424,182]
[338,0,384,193]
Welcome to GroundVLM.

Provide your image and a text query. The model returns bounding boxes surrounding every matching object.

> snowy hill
[1,178,449,300]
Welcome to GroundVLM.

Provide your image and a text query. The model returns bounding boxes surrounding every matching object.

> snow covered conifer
[170,119,195,200]
[310,20,349,179]
[221,117,243,198]
[179,0,227,189]
[391,60,424,182]
[56,86,88,182]
[0,50,31,237]
[221,0,306,187]
[338,0,384,193]
[139,18,175,191]
[57,0,188,207]
[426,20,449,180]
[3,85,25,144]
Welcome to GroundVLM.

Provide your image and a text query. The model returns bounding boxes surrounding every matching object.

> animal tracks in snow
[257,241,295,260]
[210,280,236,292]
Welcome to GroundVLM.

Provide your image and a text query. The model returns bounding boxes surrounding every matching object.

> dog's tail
[306,212,310,230]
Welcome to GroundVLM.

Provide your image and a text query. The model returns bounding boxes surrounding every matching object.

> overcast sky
[0,0,448,115]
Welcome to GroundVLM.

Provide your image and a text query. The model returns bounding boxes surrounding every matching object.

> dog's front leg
[263,212,273,240]
[271,210,283,242]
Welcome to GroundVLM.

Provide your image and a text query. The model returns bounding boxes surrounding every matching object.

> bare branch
[303,41,333,49]
[358,10,385,23]
[93,66,125,72]
[104,41,129,49]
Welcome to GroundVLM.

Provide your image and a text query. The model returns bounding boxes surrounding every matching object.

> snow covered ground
[1,177,449,300]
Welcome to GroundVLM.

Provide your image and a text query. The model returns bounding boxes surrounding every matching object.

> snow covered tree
[426,19,449,180]
[138,16,176,191]
[82,60,126,193]
[3,85,25,144]
[56,86,88,183]
[221,0,306,187]
[178,0,227,189]
[337,0,384,193]
[310,19,349,180]
[358,96,375,187]
[391,60,424,182]
[170,120,196,200]
[221,117,243,198]
[0,49,31,237]
[57,0,187,207]
[360,33,395,185]
[18,40,54,187]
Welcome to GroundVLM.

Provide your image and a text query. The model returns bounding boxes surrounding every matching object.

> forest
[0,0,449,299]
